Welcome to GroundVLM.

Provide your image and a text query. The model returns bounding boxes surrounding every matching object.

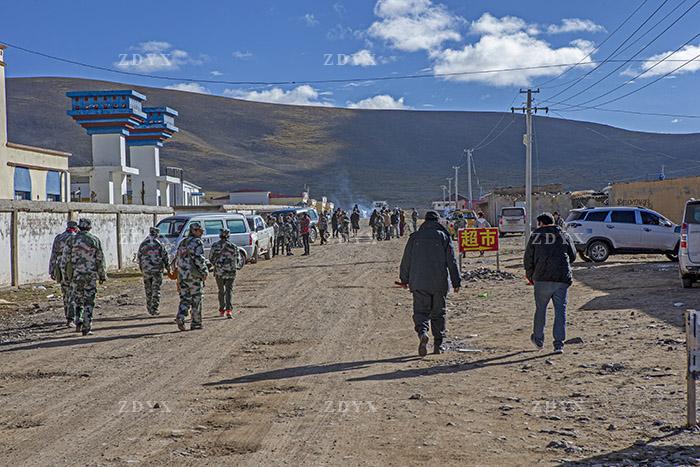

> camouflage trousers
[61,282,75,322]
[143,272,163,315]
[72,272,97,329]
[177,276,204,326]
[215,275,235,311]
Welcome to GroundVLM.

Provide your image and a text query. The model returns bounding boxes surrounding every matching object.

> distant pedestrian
[350,210,360,237]
[340,211,350,242]
[382,209,391,240]
[210,228,239,319]
[475,211,490,229]
[317,212,329,245]
[282,216,294,255]
[411,208,419,232]
[399,211,461,356]
[61,218,106,335]
[553,211,565,229]
[175,222,208,331]
[50,220,78,327]
[269,216,280,257]
[524,213,576,354]
[331,209,339,238]
[399,209,406,236]
[137,227,170,316]
[300,212,311,255]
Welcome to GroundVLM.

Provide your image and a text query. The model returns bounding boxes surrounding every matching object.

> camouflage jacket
[49,230,75,280]
[61,231,106,280]
[280,222,293,240]
[137,235,170,274]
[209,239,239,279]
[176,236,208,280]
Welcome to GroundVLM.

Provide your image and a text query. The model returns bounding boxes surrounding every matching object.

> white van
[680,199,700,288]
[498,206,526,237]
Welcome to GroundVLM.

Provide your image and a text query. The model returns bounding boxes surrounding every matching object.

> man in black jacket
[399,211,461,356]
[524,213,577,354]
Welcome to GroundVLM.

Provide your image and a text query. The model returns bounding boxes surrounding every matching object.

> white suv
[565,207,679,263]
[679,199,700,288]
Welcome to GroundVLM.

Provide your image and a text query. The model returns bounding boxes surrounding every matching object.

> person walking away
[390,209,400,239]
[269,216,280,257]
[274,215,284,257]
[317,211,329,245]
[282,216,294,255]
[369,209,378,239]
[524,213,576,354]
[341,211,350,242]
[399,210,406,237]
[382,209,391,240]
[300,212,311,255]
[411,208,419,233]
[291,214,301,248]
[175,222,208,331]
[553,211,565,229]
[50,220,78,327]
[210,228,239,319]
[137,227,170,316]
[331,209,339,238]
[61,218,106,335]
[399,211,461,356]
[350,210,360,237]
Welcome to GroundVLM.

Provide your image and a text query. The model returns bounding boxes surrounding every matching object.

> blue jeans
[532,281,569,349]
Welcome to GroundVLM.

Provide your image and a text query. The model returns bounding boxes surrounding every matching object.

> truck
[244,214,275,262]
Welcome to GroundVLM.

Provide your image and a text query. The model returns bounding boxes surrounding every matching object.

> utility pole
[512,89,547,240]
[441,185,447,204]
[452,166,460,209]
[447,178,452,209]
[465,148,473,208]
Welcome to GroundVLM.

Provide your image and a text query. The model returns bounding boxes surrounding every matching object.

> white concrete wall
[16,212,68,284]
[88,213,119,270]
[119,213,153,269]
[0,212,11,285]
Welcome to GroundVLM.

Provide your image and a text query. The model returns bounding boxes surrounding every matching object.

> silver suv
[565,206,679,263]
[679,199,700,288]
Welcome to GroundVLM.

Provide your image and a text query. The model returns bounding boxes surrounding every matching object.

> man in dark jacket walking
[399,211,461,356]
[524,213,577,354]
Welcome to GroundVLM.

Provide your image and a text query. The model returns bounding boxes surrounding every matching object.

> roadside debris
[462,268,517,283]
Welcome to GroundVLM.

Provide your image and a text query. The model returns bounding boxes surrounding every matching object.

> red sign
[458,228,499,253]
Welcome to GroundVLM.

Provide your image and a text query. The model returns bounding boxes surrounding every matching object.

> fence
[0,200,173,286]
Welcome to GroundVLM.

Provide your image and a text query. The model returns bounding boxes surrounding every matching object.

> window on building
[46,171,61,202]
[13,167,32,200]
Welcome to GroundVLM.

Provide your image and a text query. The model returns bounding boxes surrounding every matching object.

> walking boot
[219,308,226,317]
[225,309,233,319]
[433,341,443,354]
[418,333,429,357]
[176,317,186,331]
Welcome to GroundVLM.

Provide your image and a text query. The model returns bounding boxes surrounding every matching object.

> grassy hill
[6,77,700,207]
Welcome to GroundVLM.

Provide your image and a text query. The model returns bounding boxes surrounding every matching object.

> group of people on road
[266,212,313,257]
[369,207,419,241]
[399,209,576,357]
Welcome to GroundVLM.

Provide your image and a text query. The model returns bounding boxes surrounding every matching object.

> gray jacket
[399,221,461,292]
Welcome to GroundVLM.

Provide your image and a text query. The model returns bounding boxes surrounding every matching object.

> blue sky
[3,0,700,133]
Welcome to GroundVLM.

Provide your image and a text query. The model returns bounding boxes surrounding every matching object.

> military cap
[220,228,230,237]
[189,222,203,232]
[78,218,92,230]
[149,227,160,236]
[66,220,78,229]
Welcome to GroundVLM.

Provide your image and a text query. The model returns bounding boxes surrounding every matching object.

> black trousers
[412,290,447,343]
[319,229,327,244]
[216,276,235,310]
[274,237,283,256]
[302,233,310,254]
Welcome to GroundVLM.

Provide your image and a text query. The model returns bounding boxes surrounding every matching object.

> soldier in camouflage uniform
[175,222,208,331]
[280,216,294,256]
[49,220,78,327]
[137,227,170,316]
[61,218,106,335]
[209,228,239,319]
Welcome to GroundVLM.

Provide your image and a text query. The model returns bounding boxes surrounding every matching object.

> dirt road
[0,227,698,466]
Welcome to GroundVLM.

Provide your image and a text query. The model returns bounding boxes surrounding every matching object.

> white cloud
[635,43,700,78]
[232,50,253,59]
[165,83,211,94]
[368,0,461,52]
[115,41,203,72]
[347,95,409,109]
[304,13,319,26]
[210,70,223,76]
[671,118,681,123]
[432,12,597,86]
[343,49,377,66]
[224,85,331,107]
[547,18,605,34]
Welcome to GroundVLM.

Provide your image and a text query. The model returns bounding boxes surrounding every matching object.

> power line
[541,0,671,104]
[2,39,699,88]
[550,0,700,107]
[536,0,649,88]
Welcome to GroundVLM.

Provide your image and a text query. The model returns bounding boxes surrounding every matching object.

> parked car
[498,206,527,237]
[244,214,275,263]
[269,207,321,242]
[565,206,679,263]
[156,213,250,269]
[679,199,700,288]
